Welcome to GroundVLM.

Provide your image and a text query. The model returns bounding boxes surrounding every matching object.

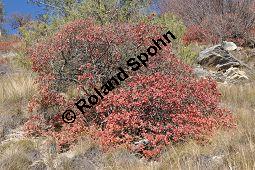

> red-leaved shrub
[182,25,218,45]
[182,23,248,46]
[27,18,165,120]
[24,18,235,158]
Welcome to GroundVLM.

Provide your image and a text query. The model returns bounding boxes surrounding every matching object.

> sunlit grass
[0,139,36,170]
[0,73,37,105]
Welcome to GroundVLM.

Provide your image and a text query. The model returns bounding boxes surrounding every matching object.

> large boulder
[197,44,241,71]
[196,42,250,84]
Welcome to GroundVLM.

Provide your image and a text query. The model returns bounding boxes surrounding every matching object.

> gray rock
[133,139,149,150]
[56,147,103,170]
[198,154,224,170]
[27,149,42,162]
[83,147,104,167]
[110,150,141,167]
[222,41,237,51]
[0,64,11,75]
[69,155,97,170]
[197,45,241,71]
[224,67,249,84]
[1,52,17,58]
[197,43,251,84]
[29,160,47,170]
[134,139,149,146]
[210,67,249,84]
[215,61,240,70]
[194,66,212,78]
[211,71,227,82]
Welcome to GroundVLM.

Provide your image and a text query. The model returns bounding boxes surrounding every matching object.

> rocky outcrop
[197,43,241,71]
[196,42,250,84]
[211,67,249,84]
[223,67,248,83]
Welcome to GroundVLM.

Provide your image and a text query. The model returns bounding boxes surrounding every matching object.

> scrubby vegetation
[24,19,234,157]
[161,0,255,46]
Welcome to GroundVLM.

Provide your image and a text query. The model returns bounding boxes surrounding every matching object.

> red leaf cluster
[182,24,247,46]
[182,25,218,45]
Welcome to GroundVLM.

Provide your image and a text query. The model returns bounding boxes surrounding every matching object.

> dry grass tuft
[0,139,37,170]
[0,73,37,106]
[219,83,255,108]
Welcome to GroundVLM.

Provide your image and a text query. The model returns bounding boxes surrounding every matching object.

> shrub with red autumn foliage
[24,18,235,158]
[182,23,249,46]
[83,49,235,158]
[182,25,218,45]
[182,23,248,46]
[27,18,170,122]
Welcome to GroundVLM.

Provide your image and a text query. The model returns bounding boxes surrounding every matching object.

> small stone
[194,66,211,78]
[222,41,237,51]
[0,64,11,75]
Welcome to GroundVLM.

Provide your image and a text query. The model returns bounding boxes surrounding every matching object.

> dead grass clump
[0,139,37,170]
[219,83,255,108]
[0,73,37,105]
